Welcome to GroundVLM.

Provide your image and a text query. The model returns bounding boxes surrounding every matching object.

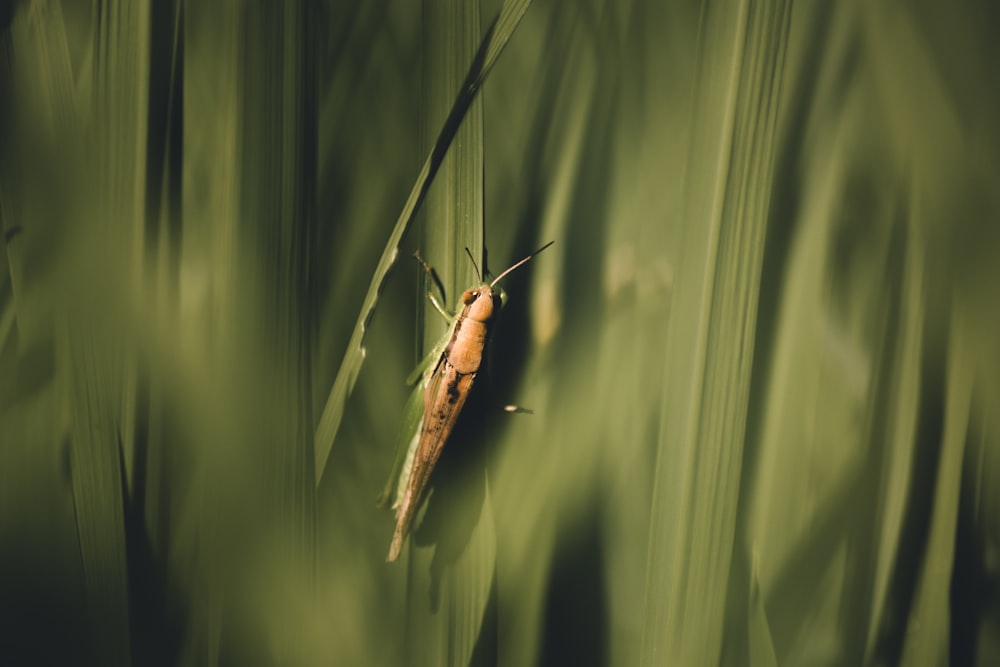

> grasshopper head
[462,284,502,323]
[457,240,553,324]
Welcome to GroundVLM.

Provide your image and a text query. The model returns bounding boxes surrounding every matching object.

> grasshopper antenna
[490,241,555,288]
[464,247,483,283]
[482,246,493,281]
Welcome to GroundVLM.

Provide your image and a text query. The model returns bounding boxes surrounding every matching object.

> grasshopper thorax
[461,284,502,323]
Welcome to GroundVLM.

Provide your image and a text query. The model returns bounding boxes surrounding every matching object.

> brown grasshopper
[378,241,554,562]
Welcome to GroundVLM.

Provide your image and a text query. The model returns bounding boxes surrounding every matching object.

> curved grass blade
[314,0,534,486]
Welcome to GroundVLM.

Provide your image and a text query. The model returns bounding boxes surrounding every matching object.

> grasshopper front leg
[414,250,452,322]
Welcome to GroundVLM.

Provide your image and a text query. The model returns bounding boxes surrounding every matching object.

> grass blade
[640,0,791,663]
[402,0,492,661]
[897,302,973,665]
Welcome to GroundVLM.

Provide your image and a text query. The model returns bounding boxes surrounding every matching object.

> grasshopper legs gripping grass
[379,241,554,562]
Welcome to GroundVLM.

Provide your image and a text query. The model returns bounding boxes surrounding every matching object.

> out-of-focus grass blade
[92,0,151,511]
[487,8,600,663]
[136,0,182,513]
[640,1,791,664]
[863,209,926,662]
[314,0,533,486]
[238,0,317,559]
[61,327,134,667]
[3,0,76,347]
[897,303,973,665]
[197,4,320,662]
[6,1,148,664]
[75,0,152,662]
[178,5,242,663]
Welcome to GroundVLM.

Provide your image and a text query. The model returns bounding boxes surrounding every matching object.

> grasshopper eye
[471,291,480,299]
[497,287,508,308]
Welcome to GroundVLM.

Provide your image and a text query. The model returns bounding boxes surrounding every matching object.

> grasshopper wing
[387,354,477,562]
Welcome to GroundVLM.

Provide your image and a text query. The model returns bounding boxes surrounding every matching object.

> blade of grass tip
[314,0,534,486]
[639,0,791,664]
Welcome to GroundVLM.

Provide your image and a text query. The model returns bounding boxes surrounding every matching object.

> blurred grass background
[2,0,1000,665]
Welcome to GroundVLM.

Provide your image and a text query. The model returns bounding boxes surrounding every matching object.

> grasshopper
[378,241,554,562]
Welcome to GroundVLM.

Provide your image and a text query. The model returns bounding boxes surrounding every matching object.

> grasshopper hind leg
[497,403,533,414]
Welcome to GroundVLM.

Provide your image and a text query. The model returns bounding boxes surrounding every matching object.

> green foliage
[2,0,999,666]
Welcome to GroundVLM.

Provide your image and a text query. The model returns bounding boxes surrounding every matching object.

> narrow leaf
[640,1,792,664]
[402,1,491,666]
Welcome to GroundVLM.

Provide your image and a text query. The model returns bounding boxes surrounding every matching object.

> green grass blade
[238,0,318,563]
[400,1,493,665]
[62,327,134,667]
[313,0,534,486]
[177,4,243,662]
[640,1,791,663]
[897,303,973,665]
[7,0,154,664]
